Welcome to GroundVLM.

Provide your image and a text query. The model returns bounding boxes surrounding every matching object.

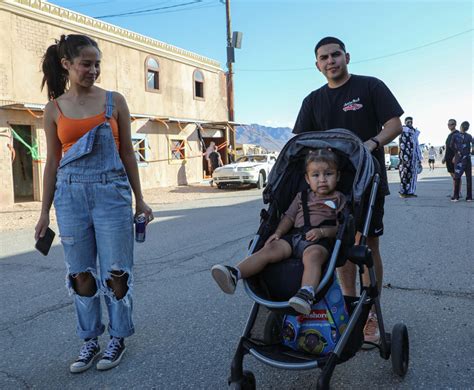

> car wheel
[256,173,264,189]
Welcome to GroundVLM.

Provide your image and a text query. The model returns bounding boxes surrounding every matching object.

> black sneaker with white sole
[289,288,314,315]
[96,337,126,371]
[70,338,101,374]
[211,265,238,294]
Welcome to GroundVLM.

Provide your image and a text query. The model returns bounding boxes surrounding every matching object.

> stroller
[227,129,409,389]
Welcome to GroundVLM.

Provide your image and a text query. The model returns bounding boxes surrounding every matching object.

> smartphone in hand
[35,227,56,256]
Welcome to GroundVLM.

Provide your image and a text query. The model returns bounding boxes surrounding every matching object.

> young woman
[34,34,153,373]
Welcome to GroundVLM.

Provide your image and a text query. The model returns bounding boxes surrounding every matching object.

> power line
[126,2,222,17]
[93,0,204,19]
[236,28,474,72]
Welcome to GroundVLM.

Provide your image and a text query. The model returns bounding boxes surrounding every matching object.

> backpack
[281,276,349,356]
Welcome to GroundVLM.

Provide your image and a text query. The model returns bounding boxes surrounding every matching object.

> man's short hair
[405,117,413,122]
[461,121,470,131]
[448,119,457,125]
[314,37,346,57]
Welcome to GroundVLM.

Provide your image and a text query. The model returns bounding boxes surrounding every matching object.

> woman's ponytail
[40,34,100,100]
[41,37,68,100]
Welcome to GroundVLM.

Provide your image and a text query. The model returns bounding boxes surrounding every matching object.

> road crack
[0,371,32,389]
[384,283,474,300]
[0,302,72,332]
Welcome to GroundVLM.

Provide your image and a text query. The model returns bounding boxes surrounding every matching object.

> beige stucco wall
[0,1,229,205]
[0,8,227,120]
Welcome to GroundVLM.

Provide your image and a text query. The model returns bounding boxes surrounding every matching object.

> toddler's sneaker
[70,338,101,373]
[96,337,126,371]
[211,265,238,294]
[362,312,380,348]
[289,288,314,315]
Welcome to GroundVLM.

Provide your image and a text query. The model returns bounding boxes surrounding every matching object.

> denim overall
[54,91,134,339]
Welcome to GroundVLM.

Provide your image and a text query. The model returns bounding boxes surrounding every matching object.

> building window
[193,69,204,100]
[146,57,160,92]
[132,134,149,166]
[170,139,186,160]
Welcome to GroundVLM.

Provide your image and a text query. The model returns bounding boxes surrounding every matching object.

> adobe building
[0,0,234,206]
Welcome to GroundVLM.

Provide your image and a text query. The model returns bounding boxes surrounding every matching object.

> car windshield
[236,155,266,163]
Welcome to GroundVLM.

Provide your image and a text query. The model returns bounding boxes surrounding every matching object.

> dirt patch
[0,183,250,232]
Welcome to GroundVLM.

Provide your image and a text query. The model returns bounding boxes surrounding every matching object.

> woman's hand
[35,212,50,241]
[265,233,281,246]
[135,199,154,224]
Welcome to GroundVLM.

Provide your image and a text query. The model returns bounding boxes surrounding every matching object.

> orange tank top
[54,100,120,154]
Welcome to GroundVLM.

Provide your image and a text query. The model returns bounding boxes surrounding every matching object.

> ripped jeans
[54,173,135,339]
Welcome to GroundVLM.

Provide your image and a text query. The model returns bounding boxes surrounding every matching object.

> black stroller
[227,129,409,389]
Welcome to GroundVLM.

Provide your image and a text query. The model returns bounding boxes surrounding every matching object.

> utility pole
[224,0,242,161]
[225,0,234,124]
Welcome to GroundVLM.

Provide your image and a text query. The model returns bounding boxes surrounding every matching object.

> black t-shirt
[444,130,459,161]
[293,74,404,195]
[209,151,220,168]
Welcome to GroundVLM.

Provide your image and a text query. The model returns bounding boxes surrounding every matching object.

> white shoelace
[78,340,98,361]
[103,337,122,359]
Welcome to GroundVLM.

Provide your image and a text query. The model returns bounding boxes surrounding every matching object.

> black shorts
[356,195,385,237]
[428,159,435,164]
[281,233,334,259]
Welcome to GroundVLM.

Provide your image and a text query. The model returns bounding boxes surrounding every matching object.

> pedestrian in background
[428,146,436,171]
[205,141,216,175]
[34,34,153,373]
[450,121,472,202]
[209,145,223,174]
[442,119,461,198]
[398,117,422,197]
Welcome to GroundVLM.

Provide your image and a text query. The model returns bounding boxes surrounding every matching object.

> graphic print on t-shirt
[342,98,363,112]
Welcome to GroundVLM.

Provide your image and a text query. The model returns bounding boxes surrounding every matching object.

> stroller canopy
[265,129,376,204]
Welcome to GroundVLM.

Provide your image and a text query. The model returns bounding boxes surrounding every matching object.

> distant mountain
[236,124,293,152]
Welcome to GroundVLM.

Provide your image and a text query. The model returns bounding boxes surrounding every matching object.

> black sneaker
[451,197,459,202]
[96,337,126,371]
[70,338,101,373]
[289,288,314,315]
[211,265,238,294]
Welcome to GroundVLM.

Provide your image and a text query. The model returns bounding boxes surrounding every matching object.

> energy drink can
[135,213,146,243]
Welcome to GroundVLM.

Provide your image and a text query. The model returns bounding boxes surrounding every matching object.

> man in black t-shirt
[442,119,461,197]
[293,37,404,345]
[209,146,223,174]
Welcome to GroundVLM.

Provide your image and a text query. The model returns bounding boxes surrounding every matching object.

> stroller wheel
[263,312,283,344]
[391,323,409,376]
[229,370,256,390]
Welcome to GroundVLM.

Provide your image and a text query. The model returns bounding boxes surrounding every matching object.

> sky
[49,0,473,146]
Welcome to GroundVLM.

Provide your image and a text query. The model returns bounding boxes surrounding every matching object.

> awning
[0,102,45,111]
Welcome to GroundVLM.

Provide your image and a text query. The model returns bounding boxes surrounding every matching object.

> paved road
[1,168,473,389]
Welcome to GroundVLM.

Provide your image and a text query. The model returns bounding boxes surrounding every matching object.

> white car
[212,154,277,189]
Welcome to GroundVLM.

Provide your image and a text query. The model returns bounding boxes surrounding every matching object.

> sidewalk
[0,182,237,232]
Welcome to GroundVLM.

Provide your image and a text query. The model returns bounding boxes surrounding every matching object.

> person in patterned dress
[398,117,422,197]
[450,121,472,202]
